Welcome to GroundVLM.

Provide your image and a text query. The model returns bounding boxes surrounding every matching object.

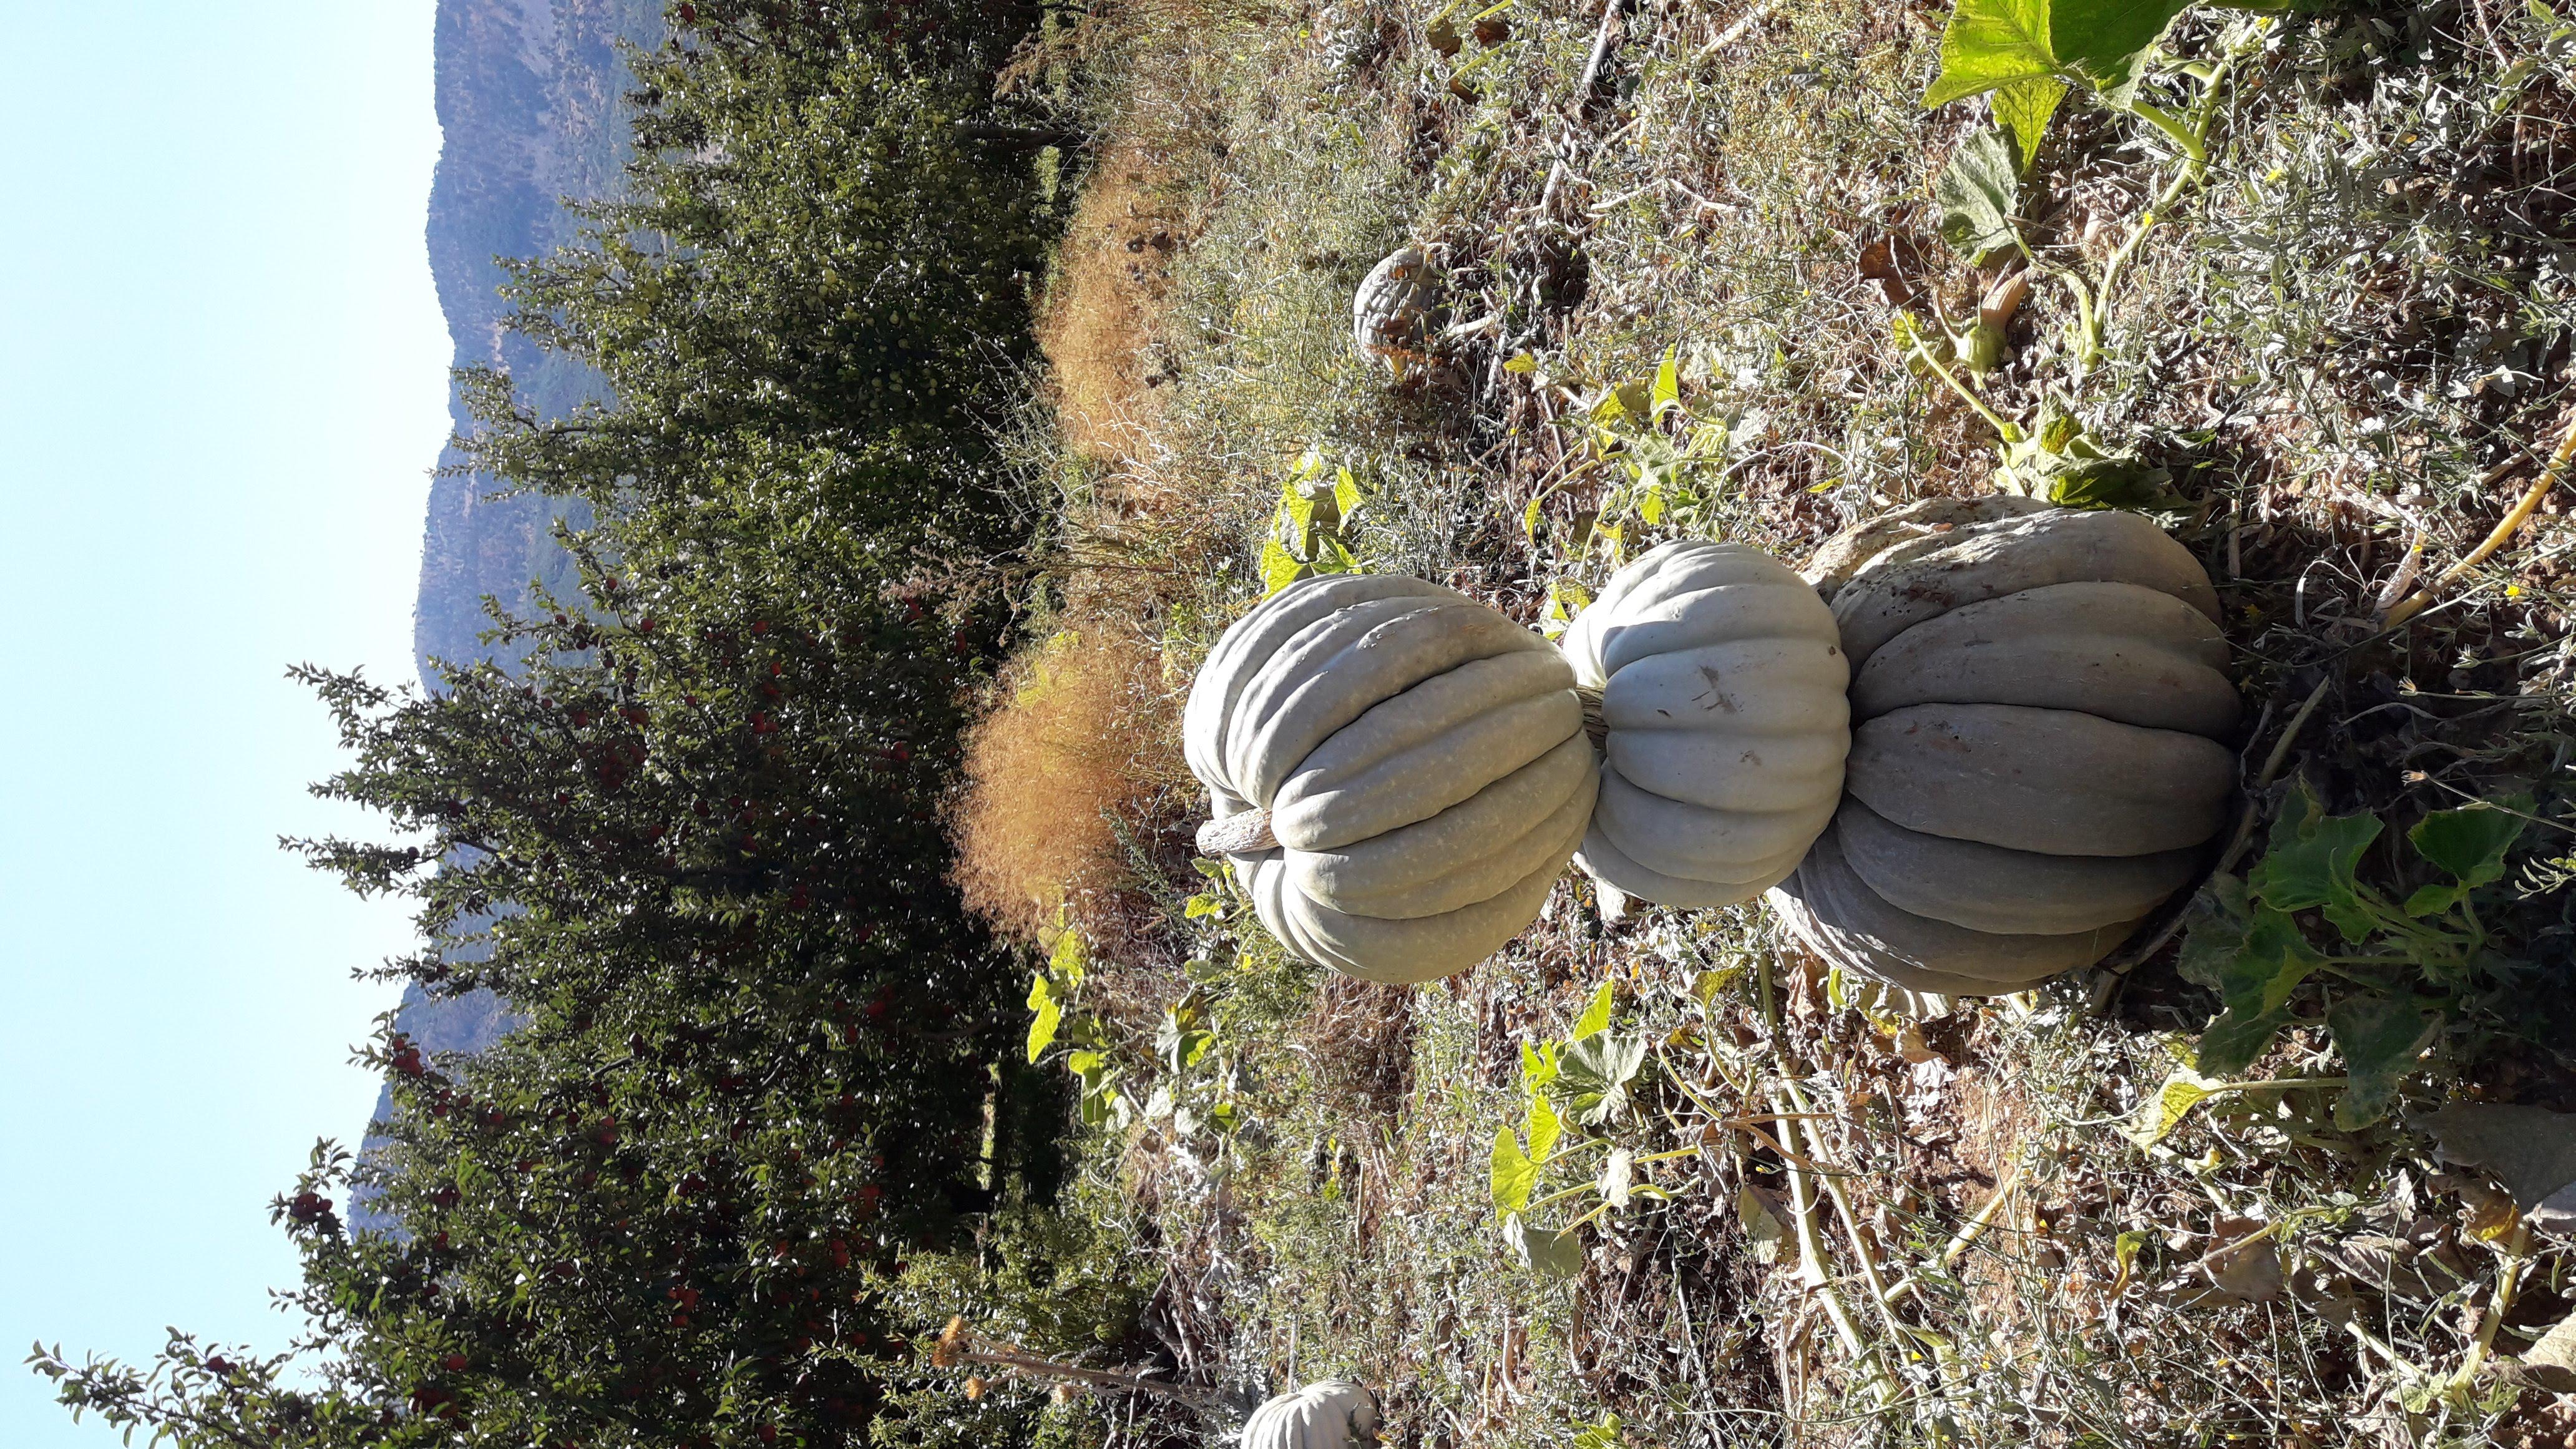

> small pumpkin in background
[1185,573,1594,983]
[1352,245,1437,368]
[1242,1382,1379,1449]
[1561,540,1852,908]
[1770,505,2240,996]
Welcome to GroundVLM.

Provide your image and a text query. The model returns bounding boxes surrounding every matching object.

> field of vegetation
[958,0,2576,1443]
[29,2,2576,1447]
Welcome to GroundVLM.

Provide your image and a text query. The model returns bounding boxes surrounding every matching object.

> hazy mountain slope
[413,0,658,677]
[357,2,660,1228]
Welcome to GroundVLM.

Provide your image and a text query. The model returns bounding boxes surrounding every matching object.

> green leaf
[1025,973,1061,1064]
[1278,481,1317,549]
[1490,1129,1538,1218]
[1183,893,1224,920]
[1650,345,1682,418]
[1572,980,1616,1040]
[1933,128,2023,263]
[2181,878,2327,1076]
[2408,795,2532,889]
[1555,1032,1647,1126]
[1503,351,1538,374]
[1521,1038,1560,1092]
[1332,466,1364,519]
[1691,967,1742,1004]
[1257,537,1307,595]
[1525,1092,1563,1163]
[1503,1212,1585,1281]
[1521,493,1547,542]
[1993,74,2067,165]
[1571,1413,1622,1449]
[2050,0,2194,84]
[2401,881,2466,918]
[2174,874,2251,990]
[2248,782,2386,945]
[2124,1063,2226,1148]
[1923,0,2060,108]
[2043,456,2172,509]
[1048,927,1088,985]
[2326,995,2442,1129]
[1923,0,2193,109]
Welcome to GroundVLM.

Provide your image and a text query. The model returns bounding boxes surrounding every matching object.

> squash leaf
[1923,0,2062,108]
[2178,876,2326,1076]
[1570,1415,1622,1449]
[1258,537,1305,595]
[1503,1212,1585,1281]
[1933,128,2024,263]
[1525,1091,1563,1164]
[2326,994,2442,1129]
[1025,972,1061,1064]
[2248,781,2385,945]
[1555,1032,1647,1126]
[2124,1062,2227,1148]
[1490,1131,1538,1219]
[1925,0,2193,108]
[1650,345,1682,419]
[1520,1038,1560,1093]
[1993,74,2067,166]
[2408,795,2530,888]
[1571,980,1616,1040]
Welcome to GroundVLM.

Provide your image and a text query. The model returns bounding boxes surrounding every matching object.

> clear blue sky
[0,3,449,1443]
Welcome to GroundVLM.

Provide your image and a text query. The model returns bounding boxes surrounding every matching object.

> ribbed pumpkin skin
[1770,505,2238,993]
[1802,494,2048,602]
[1562,540,1850,907]
[1352,246,1436,362]
[1242,1382,1380,1449]
[1184,574,1594,983]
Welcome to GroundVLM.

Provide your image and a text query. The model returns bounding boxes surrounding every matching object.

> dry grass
[949,625,1194,944]
[1037,137,1193,466]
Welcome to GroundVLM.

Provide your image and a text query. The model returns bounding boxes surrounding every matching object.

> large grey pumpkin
[1561,540,1850,907]
[1184,573,1594,983]
[1352,246,1437,364]
[1770,505,2240,995]
[1242,1382,1379,1449]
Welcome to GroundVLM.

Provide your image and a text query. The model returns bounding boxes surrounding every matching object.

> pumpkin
[1800,494,2049,602]
[1242,1382,1380,1449]
[1561,540,1850,907]
[1769,505,2238,995]
[1185,573,1595,983]
[1352,246,1436,364]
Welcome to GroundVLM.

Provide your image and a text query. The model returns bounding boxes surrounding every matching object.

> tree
[29,5,1138,1445]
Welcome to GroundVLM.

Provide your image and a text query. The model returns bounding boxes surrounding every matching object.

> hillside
[365,0,662,1194]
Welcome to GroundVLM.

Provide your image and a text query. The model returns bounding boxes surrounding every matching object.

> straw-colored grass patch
[949,625,1189,943]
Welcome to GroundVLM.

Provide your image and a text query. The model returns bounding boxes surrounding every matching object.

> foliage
[2180,783,2537,1127]
[1519,344,1752,568]
[24,4,1139,1447]
[1486,984,1670,1281]
[1256,451,1367,595]
[1923,0,2202,166]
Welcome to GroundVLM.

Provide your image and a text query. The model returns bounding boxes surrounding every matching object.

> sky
[0,3,449,1443]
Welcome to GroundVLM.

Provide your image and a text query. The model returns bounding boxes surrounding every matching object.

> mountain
[414,0,661,676]
[356,0,663,1228]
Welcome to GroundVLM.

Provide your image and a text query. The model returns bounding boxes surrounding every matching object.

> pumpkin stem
[1576,687,1607,749]
[1195,809,1279,856]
